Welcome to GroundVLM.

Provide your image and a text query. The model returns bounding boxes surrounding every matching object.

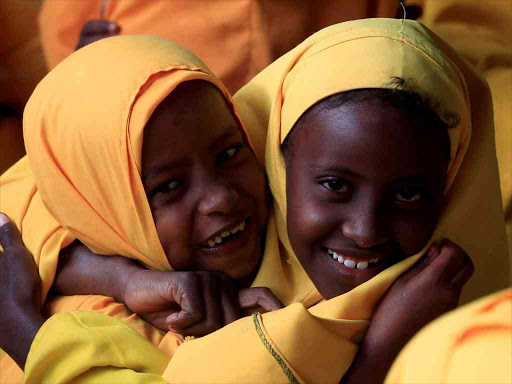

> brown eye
[217,144,242,164]
[154,179,180,196]
[321,179,350,193]
[395,188,423,202]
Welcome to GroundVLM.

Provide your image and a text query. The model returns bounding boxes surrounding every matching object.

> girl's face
[142,81,269,280]
[285,101,448,299]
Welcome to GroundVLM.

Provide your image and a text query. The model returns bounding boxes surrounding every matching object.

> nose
[197,177,239,216]
[341,202,388,249]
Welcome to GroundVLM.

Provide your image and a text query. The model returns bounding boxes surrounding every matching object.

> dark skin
[75,20,120,51]
[286,101,448,299]
[0,214,44,370]
[51,80,280,336]
[285,100,474,383]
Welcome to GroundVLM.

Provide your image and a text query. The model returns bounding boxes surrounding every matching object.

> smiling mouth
[200,220,247,249]
[327,248,381,270]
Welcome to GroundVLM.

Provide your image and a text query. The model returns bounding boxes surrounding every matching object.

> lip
[200,216,249,244]
[321,246,396,283]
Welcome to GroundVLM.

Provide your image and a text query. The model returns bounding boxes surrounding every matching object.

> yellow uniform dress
[386,287,512,384]
[5,19,507,383]
[418,0,512,266]
[38,0,399,94]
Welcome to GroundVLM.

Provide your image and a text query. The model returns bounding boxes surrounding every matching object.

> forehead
[142,81,241,167]
[290,101,447,180]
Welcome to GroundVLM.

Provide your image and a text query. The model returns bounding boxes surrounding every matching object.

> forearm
[1,308,45,370]
[340,333,405,384]
[54,242,142,301]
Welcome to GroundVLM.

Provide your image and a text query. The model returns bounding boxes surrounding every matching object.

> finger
[218,276,242,325]
[81,20,120,36]
[400,243,440,282]
[165,275,205,330]
[450,256,474,288]
[239,288,284,312]
[430,238,468,281]
[177,274,222,337]
[0,213,23,250]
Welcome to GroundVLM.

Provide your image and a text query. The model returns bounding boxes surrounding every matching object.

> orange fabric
[39,0,399,93]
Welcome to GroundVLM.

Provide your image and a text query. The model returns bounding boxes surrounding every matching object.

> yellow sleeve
[25,311,170,384]
[385,288,512,384]
[25,300,368,384]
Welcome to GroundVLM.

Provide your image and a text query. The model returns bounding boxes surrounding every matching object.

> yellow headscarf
[236,17,509,306]
[0,35,258,300]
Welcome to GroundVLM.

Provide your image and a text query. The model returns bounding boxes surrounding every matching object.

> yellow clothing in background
[418,0,512,264]
[22,19,507,383]
[38,0,399,94]
[386,287,512,383]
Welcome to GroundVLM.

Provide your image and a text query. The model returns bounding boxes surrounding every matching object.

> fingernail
[0,213,9,226]
[427,243,438,257]
[108,23,118,32]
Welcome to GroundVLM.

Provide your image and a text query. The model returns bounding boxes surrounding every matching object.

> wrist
[2,307,45,370]
[110,257,144,303]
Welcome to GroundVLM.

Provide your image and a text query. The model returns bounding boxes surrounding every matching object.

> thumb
[238,288,284,312]
[81,20,120,36]
[0,213,23,250]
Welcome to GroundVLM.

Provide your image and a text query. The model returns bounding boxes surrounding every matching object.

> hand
[121,269,284,336]
[341,239,473,384]
[0,213,45,370]
[369,238,474,348]
[76,19,120,50]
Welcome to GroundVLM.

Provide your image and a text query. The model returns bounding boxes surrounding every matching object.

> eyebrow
[142,161,186,186]
[208,128,242,151]
[308,163,360,177]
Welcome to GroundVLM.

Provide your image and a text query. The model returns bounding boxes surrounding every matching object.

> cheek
[238,159,269,226]
[286,184,332,260]
[152,206,192,269]
[392,208,439,256]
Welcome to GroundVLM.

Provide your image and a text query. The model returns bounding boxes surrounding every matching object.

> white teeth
[221,231,231,238]
[327,249,333,255]
[337,255,344,263]
[208,240,216,247]
[344,259,356,268]
[357,261,369,270]
[215,236,222,244]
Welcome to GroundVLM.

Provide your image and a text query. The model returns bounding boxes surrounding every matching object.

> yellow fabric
[418,0,512,267]
[25,311,169,384]
[385,287,512,383]
[23,19,509,384]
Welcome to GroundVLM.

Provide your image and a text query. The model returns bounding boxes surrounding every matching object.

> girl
[0,35,287,382]
[1,18,507,384]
